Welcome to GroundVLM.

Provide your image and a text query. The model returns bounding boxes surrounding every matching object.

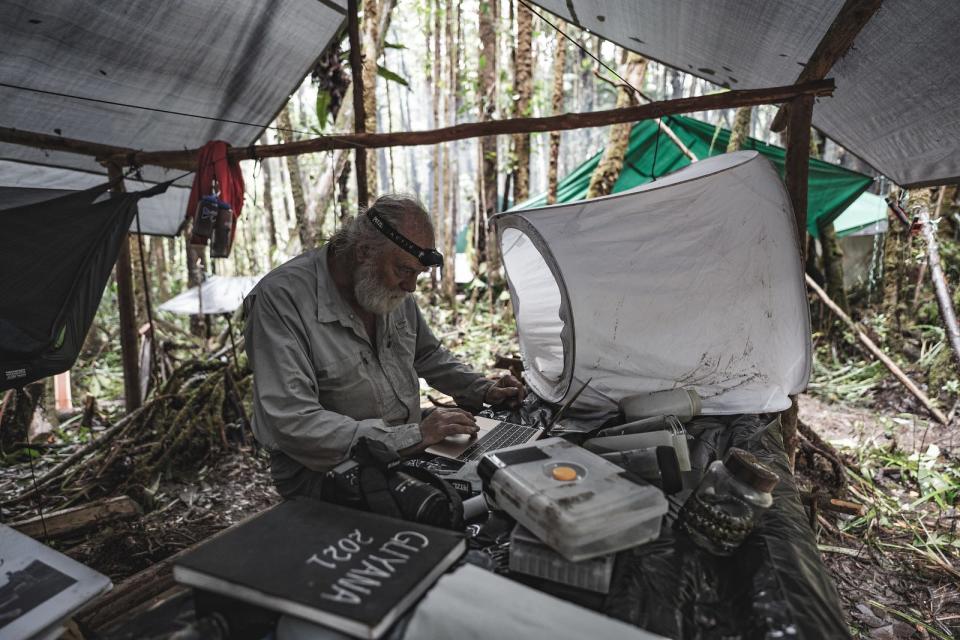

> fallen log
[805,274,948,424]
[11,495,141,539]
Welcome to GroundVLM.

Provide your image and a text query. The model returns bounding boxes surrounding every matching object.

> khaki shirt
[243,245,493,487]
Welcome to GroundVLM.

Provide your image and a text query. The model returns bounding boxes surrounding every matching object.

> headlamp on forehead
[366,209,444,268]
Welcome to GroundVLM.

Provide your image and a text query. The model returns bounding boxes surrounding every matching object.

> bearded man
[243,194,524,498]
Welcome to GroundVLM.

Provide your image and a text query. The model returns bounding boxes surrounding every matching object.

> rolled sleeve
[411,305,495,411]
[245,289,422,471]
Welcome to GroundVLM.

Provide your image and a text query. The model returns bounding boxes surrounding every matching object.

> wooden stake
[806,273,949,425]
[107,163,142,412]
[347,0,369,208]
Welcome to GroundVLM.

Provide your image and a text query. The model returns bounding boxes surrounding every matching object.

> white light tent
[496,151,811,423]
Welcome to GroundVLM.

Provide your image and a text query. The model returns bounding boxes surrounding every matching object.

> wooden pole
[347,0,369,208]
[106,163,142,412]
[785,94,814,251]
[781,93,815,467]
[770,0,882,132]
[806,274,949,424]
[0,81,835,172]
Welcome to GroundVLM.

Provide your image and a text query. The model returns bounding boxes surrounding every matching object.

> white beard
[354,261,407,315]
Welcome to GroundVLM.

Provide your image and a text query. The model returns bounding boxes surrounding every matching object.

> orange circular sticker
[551,466,578,481]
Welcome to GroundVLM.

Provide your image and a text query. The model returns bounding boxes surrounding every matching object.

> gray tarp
[532,0,960,188]
[158,275,263,316]
[0,0,347,235]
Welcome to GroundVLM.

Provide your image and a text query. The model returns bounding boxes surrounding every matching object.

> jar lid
[722,448,779,492]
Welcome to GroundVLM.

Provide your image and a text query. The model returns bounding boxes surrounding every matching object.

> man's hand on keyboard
[484,374,526,409]
[417,408,479,447]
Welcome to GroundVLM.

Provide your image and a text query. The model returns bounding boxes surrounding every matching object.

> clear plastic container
[509,524,615,593]
[479,437,668,562]
[678,447,779,555]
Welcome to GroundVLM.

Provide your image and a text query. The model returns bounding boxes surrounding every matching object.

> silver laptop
[426,378,592,463]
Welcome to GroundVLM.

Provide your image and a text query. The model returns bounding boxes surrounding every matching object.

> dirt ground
[799,394,960,639]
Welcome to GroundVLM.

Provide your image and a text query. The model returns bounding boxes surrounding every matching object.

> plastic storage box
[479,437,668,561]
[509,524,615,593]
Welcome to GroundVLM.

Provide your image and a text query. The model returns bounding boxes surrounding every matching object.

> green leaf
[377,65,410,88]
[383,41,407,50]
[315,91,332,132]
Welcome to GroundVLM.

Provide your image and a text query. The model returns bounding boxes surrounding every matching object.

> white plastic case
[479,437,668,561]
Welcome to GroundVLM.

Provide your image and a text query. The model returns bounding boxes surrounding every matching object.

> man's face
[354,219,434,315]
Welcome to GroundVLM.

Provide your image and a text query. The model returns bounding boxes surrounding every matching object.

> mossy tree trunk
[726,106,752,153]
[586,52,647,199]
[478,0,498,273]
[361,0,381,200]
[277,106,312,251]
[511,1,533,203]
[546,35,566,205]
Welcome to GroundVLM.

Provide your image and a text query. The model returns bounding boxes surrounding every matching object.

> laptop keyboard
[458,421,540,461]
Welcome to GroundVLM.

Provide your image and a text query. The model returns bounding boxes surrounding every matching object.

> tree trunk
[429,0,443,293]
[511,1,533,203]
[0,383,44,452]
[586,52,648,199]
[260,134,279,254]
[362,0,381,200]
[184,230,206,336]
[128,236,146,331]
[277,106,312,250]
[546,35,566,204]
[820,223,849,313]
[478,0,498,267]
[150,236,169,302]
[441,0,458,301]
[912,188,960,371]
[398,46,420,195]
[726,106,752,152]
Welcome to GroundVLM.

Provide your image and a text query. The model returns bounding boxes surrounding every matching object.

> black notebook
[172,499,465,639]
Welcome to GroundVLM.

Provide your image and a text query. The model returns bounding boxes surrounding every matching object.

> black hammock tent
[0,180,171,391]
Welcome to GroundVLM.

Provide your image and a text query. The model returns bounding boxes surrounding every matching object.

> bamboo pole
[0,81,835,172]
[916,189,960,371]
[806,274,949,425]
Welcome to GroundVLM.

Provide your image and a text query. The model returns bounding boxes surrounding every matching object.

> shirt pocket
[314,352,378,415]
[391,318,418,366]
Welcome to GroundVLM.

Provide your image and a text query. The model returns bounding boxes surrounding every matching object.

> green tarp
[515,115,874,238]
[832,192,888,238]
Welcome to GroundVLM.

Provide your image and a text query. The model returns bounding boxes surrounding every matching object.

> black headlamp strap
[365,209,443,267]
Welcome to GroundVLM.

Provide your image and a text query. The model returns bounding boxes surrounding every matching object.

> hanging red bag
[186,141,245,257]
